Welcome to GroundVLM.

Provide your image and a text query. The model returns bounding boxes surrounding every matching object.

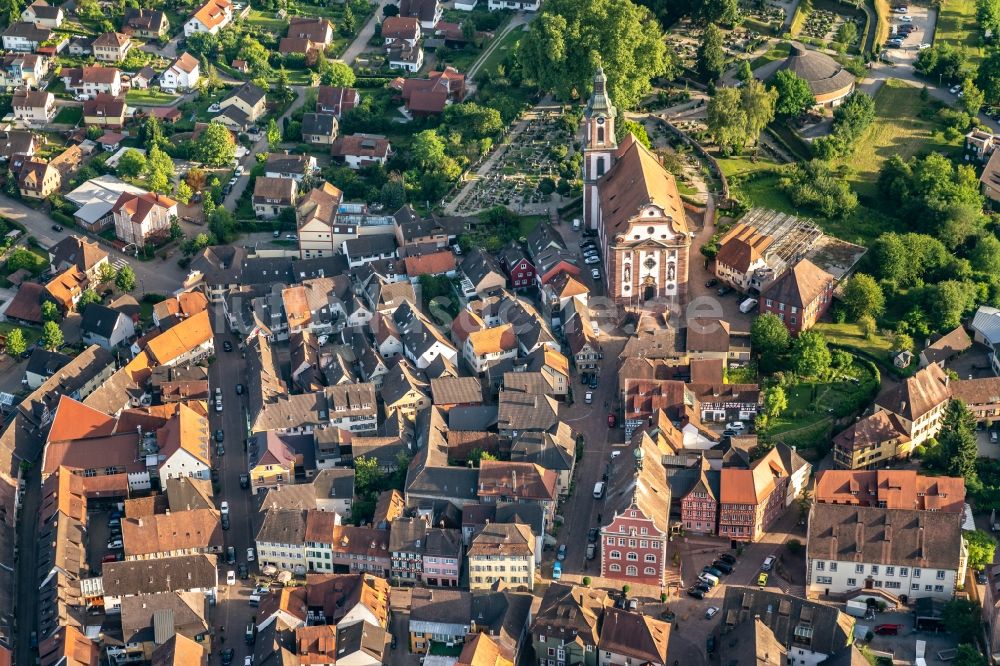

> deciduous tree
[791,330,831,378]
[965,529,998,570]
[519,0,674,109]
[750,313,790,371]
[117,149,147,180]
[193,122,236,167]
[115,265,136,293]
[842,273,884,320]
[39,320,63,351]
[771,69,814,118]
[4,327,25,357]
[76,289,101,310]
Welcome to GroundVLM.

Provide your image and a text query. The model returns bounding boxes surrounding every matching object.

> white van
[593,481,605,499]
[572,219,581,231]
[739,298,759,314]
[762,556,775,571]
[699,572,720,587]
[249,594,261,607]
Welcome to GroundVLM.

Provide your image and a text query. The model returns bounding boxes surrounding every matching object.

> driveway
[340,0,392,65]
[223,87,308,211]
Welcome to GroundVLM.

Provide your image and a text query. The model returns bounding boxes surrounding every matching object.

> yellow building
[248,431,314,494]
[832,411,912,470]
[468,522,535,592]
[382,359,430,421]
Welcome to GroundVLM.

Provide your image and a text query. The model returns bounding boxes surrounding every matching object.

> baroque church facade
[582,67,691,307]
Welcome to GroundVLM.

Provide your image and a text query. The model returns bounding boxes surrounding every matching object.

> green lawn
[750,41,791,70]
[125,89,180,106]
[729,170,900,244]
[717,155,782,178]
[476,27,524,79]
[246,9,289,33]
[831,78,962,199]
[813,321,895,365]
[767,357,880,448]
[935,0,982,64]
[0,322,41,347]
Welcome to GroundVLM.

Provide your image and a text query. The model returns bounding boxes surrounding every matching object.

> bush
[582,576,591,586]
[787,538,803,554]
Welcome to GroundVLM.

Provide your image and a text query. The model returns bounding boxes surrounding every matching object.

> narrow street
[207,312,260,661]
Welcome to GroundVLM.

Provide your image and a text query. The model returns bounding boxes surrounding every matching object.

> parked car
[977,569,988,584]
[719,553,737,564]
[247,547,255,562]
[705,607,719,619]
[240,473,250,489]
[557,544,567,561]
[900,14,912,21]
[223,340,233,352]
[51,224,63,232]
[221,501,230,515]
[702,565,723,578]
[585,391,593,404]
[874,624,902,636]
[591,268,601,280]
[687,587,705,599]
[694,582,710,593]
[238,564,249,579]
[216,444,225,456]
[761,555,775,571]
[607,413,617,428]
[215,429,225,443]
[586,543,596,560]
[236,383,244,395]
[221,514,230,530]
[707,635,717,654]
[226,570,236,585]
[757,572,769,586]
[726,421,745,432]
[107,538,123,549]
[221,649,234,666]
[950,85,962,94]
[712,560,733,574]
[588,528,599,543]
[717,285,733,296]
[584,255,601,265]
[553,561,562,580]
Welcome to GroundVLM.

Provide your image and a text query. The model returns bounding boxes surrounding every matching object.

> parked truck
[845,600,870,618]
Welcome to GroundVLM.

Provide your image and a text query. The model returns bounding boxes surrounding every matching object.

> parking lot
[85,509,122,576]
[881,3,935,68]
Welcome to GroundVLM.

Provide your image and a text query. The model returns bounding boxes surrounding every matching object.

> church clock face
[643,257,656,270]
[597,116,605,125]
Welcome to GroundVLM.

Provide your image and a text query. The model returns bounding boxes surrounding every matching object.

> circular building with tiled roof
[774,42,856,106]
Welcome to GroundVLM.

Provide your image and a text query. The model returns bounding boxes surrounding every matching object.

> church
[582,67,691,307]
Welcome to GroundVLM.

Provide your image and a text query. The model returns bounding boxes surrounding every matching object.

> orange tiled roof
[145,310,213,364]
[47,394,115,442]
[468,323,517,356]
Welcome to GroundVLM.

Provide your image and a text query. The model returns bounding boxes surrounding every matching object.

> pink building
[599,437,670,587]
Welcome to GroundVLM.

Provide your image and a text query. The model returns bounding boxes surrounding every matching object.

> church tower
[582,66,616,232]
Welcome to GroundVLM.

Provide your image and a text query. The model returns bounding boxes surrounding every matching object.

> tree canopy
[750,313,790,371]
[115,266,136,293]
[771,69,815,118]
[519,0,675,109]
[40,321,63,351]
[937,399,979,484]
[193,122,237,167]
[791,330,831,378]
[706,80,777,155]
[4,327,25,357]
[965,529,998,570]
[842,274,885,320]
[697,24,725,82]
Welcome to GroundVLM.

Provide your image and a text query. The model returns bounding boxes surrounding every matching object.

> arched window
[610,551,621,559]
[597,157,606,177]
[627,552,638,561]
[597,126,605,143]
[626,565,638,576]
[610,563,621,572]
[645,567,656,575]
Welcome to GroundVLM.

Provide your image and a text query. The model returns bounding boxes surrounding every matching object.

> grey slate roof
[255,508,307,546]
[80,303,123,338]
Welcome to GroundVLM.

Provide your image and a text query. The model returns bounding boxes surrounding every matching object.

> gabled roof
[169,51,199,74]
[92,31,129,48]
[598,134,688,236]
[531,584,610,648]
[6,282,50,324]
[190,0,230,30]
[382,15,420,39]
[79,302,125,338]
[145,310,213,364]
[762,258,833,308]
[874,362,950,422]
[598,608,670,664]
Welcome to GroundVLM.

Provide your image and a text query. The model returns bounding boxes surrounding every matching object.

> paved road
[207,312,260,661]
[340,0,392,65]
[467,15,531,81]
[0,193,187,296]
[223,87,309,211]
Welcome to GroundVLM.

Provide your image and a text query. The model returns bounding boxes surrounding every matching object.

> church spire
[585,66,616,120]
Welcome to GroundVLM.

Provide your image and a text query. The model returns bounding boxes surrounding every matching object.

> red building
[760,259,835,336]
[680,468,720,535]
[599,437,670,586]
[498,242,535,289]
[717,448,791,543]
